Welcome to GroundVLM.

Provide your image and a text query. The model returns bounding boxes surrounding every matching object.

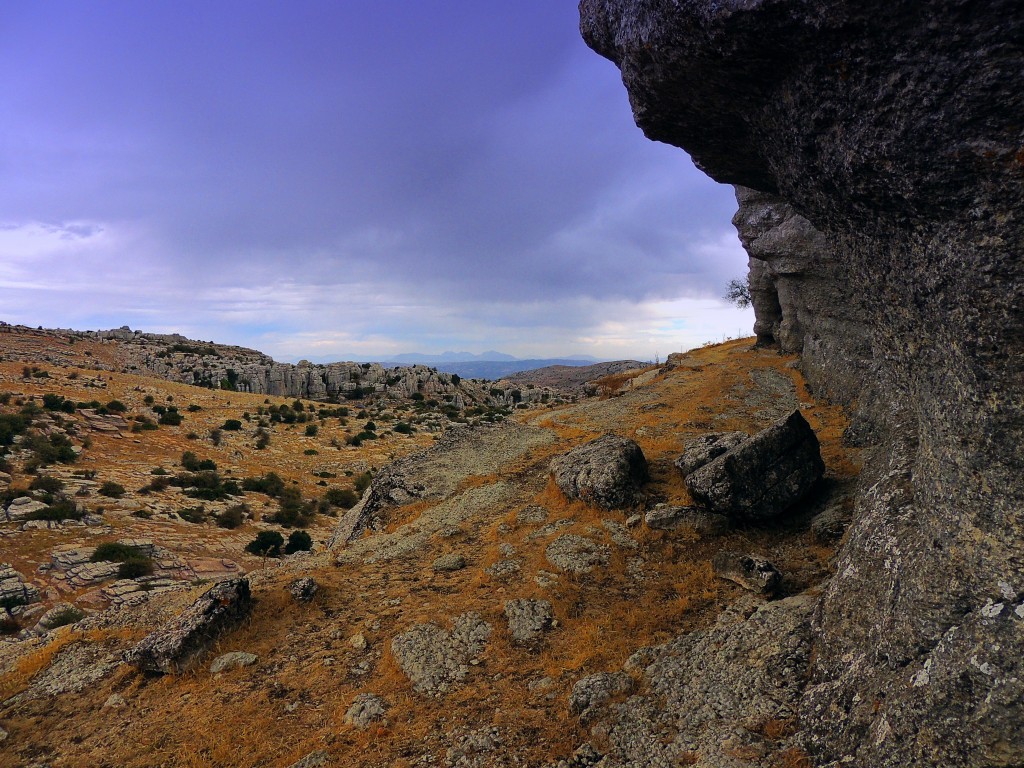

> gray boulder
[712,551,783,595]
[432,553,467,572]
[123,578,252,674]
[391,612,492,696]
[568,672,634,718]
[209,651,258,674]
[343,693,388,728]
[550,435,647,509]
[685,410,823,520]
[643,505,729,536]
[504,599,554,645]
[545,535,610,575]
[288,577,319,602]
[674,431,747,477]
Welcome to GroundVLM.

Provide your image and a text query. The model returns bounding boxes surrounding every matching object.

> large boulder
[123,578,252,674]
[684,410,823,520]
[674,431,747,477]
[550,434,647,509]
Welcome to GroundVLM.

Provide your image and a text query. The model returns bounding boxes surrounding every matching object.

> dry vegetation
[0,333,860,767]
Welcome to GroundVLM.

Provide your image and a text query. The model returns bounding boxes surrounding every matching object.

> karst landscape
[2,1,1022,767]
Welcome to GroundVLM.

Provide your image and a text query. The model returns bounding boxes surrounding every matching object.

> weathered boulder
[643,504,729,536]
[712,551,783,596]
[432,553,467,572]
[4,497,48,522]
[673,431,746,477]
[390,612,492,696]
[0,564,40,608]
[209,651,258,674]
[123,578,252,674]
[504,599,554,645]
[545,535,610,576]
[685,410,823,520]
[344,693,388,729]
[550,434,647,509]
[288,577,319,602]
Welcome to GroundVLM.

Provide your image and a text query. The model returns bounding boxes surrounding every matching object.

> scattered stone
[210,651,259,674]
[685,410,824,520]
[344,693,388,729]
[545,744,604,768]
[287,750,330,768]
[550,434,648,509]
[123,578,252,674]
[103,693,127,709]
[712,551,783,595]
[545,535,610,575]
[0,725,7,742]
[504,599,554,645]
[433,553,467,572]
[674,431,748,477]
[288,577,319,602]
[624,514,642,528]
[485,558,522,580]
[644,504,729,536]
[349,633,368,651]
[391,612,492,696]
[516,505,548,524]
[446,726,503,767]
[568,672,635,718]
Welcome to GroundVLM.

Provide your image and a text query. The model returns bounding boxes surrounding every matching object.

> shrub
[284,530,312,554]
[27,497,83,522]
[304,423,318,437]
[394,422,413,434]
[22,431,77,470]
[725,278,752,308]
[181,451,216,472]
[209,428,223,446]
[139,475,171,494]
[158,408,183,426]
[324,487,359,509]
[241,472,286,498]
[269,486,316,527]
[303,449,318,456]
[171,471,239,501]
[222,419,242,431]
[118,558,153,579]
[353,471,373,493]
[254,428,270,450]
[106,400,127,413]
[245,531,284,558]
[29,475,65,496]
[143,395,155,406]
[45,605,86,629]
[215,504,247,529]
[187,404,202,412]
[178,505,207,524]
[0,413,29,448]
[98,481,126,498]
[91,542,144,563]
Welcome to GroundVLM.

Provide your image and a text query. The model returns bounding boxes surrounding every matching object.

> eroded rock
[344,693,388,729]
[685,410,823,520]
[712,552,783,595]
[504,599,554,645]
[123,578,252,674]
[643,505,729,536]
[674,431,747,477]
[550,434,647,509]
[391,612,492,696]
[545,535,610,575]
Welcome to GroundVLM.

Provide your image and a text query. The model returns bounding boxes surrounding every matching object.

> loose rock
[545,535,610,575]
[550,434,647,509]
[504,599,554,645]
[644,505,729,535]
[344,693,388,728]
[123,578,252,674]
[568,672,634,718]
[685,410,824,520]
[288,577,319,602]
[433,553,467,572]
[210,651,259,674]
[712,551,783,595]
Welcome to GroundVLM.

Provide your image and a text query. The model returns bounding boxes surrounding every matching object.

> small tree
[725,278,752,308]
[245,530,284,566]
[284,530,312,554]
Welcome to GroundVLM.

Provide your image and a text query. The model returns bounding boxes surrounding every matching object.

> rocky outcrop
[123,578,252,674]
[712,552,783,596]
[684,411,824,521]
[550,434,647,509]
[390,613,492,696]
[582,2,1024,765]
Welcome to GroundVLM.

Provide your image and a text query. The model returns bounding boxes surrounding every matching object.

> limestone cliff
[581,2,1024,766]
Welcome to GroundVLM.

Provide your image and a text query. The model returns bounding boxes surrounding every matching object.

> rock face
[684,411,824,521]
[390,612,492,696]
[550,434,647,509]
[581,3,1024,765]
[123,578,252,674]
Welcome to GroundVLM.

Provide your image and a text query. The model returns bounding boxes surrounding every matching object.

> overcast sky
[0,1,752,362]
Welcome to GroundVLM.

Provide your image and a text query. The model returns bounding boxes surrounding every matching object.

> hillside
[0,337,860,767]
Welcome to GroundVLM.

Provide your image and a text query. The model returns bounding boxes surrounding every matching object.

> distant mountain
[387,350,518,364]
[376,358,609,381]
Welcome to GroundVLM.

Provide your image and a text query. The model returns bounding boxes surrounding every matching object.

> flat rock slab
[550,434,648,510]
[391,612,492,696]
[123,577,252,674]
[644,505,730,536]
[685,410,824,520]
[210,651,258,674]
[545,535,610,575]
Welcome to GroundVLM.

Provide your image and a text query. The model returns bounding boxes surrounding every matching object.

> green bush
[394,422,414,434]
[29,475,65,496]
[158,407,183,426]
[269,485,316,528]
[324,487,359,509]
[98,481,126,498]
[171,471,240,501]
[222,419,243,431]
[45,605,86,629]
[304,423,318,437]
[27,498,83,522]
[91,542,144,563]
[106,400,127,413]
[215,504,247,529]
[118,558,154,579]
[181,451,216,472]
[245,531,284,558]
[241,472,286,498]
[284,530,312,554]
[178,505,207,524]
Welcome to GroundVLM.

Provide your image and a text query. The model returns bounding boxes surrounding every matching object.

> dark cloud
[0,1,750,359]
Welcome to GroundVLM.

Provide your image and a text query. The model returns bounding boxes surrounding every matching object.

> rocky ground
[0,337,859,768]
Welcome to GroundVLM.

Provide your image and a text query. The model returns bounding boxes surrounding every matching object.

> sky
[0,1,753,363]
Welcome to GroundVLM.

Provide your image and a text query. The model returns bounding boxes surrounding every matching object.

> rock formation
[581,2,1024,765]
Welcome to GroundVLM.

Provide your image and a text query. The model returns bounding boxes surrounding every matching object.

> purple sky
[0,1,752,362]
